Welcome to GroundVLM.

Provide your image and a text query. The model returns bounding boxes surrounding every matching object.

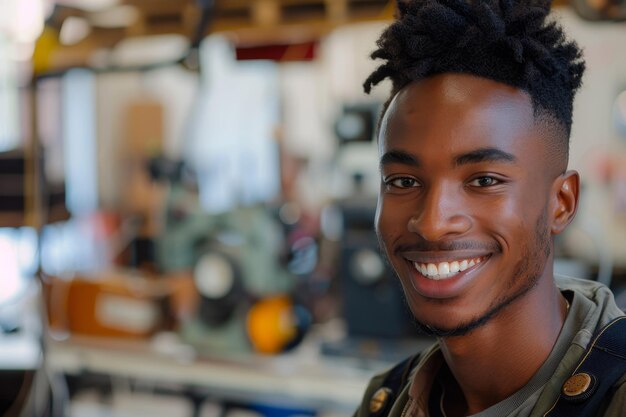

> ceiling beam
[41,0,574,73]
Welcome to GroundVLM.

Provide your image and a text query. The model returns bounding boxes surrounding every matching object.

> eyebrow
[454,148,516,167]
[379,150,421,170]
[379,147,516,170]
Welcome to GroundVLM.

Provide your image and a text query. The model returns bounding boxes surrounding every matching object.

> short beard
[389,209,551,338]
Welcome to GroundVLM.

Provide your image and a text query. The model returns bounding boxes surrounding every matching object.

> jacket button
[369,388,393,414]
[562,373,593,398]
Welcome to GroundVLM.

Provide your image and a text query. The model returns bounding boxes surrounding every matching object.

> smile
[413,256,489,280]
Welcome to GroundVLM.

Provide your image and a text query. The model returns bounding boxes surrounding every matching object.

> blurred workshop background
[0,0,626,416]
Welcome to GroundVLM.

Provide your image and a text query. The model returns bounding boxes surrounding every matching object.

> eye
[386,177,419,189]
[468,176,500,187]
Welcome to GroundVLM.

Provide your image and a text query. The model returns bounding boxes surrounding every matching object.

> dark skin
[376,73,580,416]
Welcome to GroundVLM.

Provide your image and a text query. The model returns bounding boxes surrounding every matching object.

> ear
[550,170,580,235]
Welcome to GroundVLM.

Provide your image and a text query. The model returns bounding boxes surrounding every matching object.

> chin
[405,299,474,337]
[412,313,490,338]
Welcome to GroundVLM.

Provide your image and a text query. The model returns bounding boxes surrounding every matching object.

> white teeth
[414,257,486,280]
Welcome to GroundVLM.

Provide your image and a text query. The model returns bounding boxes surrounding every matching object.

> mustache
[393,239,501,254]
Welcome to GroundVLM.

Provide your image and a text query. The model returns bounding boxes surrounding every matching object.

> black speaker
[337,199,416,339]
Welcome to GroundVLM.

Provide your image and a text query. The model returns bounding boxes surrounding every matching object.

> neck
[438,275,568,416]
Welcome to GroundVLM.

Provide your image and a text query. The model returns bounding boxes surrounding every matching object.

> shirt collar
[407,343,445,416]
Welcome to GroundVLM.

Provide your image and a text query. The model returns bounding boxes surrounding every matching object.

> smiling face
[376,73,571,336]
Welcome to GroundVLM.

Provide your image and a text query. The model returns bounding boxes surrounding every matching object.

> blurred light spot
[89,5,139,28]
[15,0,45,44]
[0,231,25,305]
[55,0,119,12]
[279,202,301,225]
[10,41,35,62]
[59,16,91,46]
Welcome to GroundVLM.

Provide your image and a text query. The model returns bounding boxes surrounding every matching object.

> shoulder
[353,354,420,417]
[556,276,624,337]
[597,374,626,417]
[353,371,392,417]
[537,316,626,417]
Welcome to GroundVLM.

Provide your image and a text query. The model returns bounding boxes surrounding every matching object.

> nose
[407,182,472,241]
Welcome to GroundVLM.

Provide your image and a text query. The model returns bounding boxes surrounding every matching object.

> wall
[557,9,626,268]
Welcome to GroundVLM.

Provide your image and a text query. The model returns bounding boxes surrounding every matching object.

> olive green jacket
[354,277,626,417]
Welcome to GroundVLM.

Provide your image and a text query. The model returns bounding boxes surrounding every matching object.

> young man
[354,0,626,416]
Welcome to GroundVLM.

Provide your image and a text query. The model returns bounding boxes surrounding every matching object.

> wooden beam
[253,0,281,27]
[326,0,349,22]
[46,0,550,71]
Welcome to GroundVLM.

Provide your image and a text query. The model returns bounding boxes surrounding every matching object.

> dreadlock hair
[364,0,585,145]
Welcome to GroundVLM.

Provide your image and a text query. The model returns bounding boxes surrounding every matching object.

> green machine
[155,166,297,355]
